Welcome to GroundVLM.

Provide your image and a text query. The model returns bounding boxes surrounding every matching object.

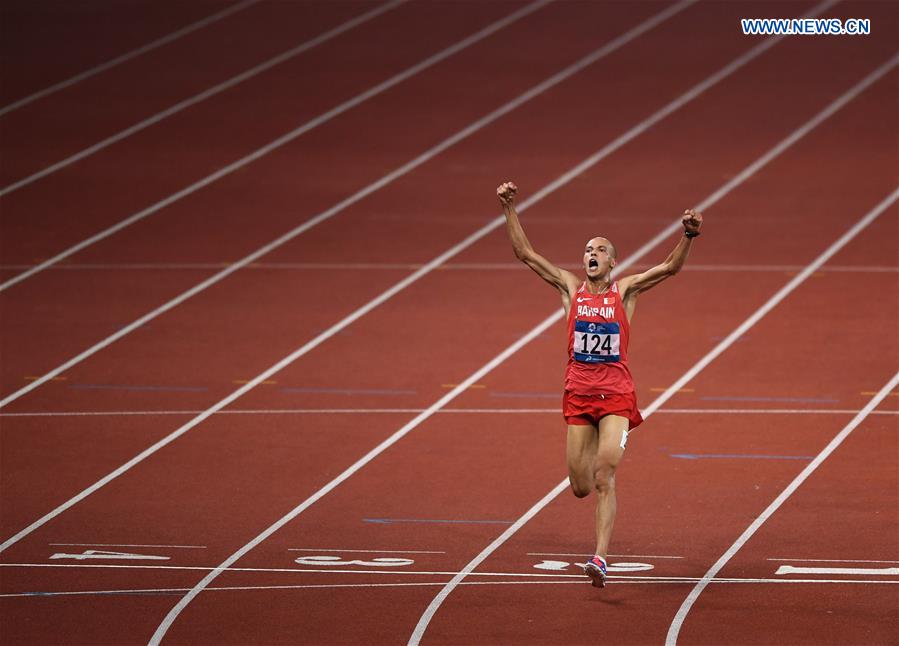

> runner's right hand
[497,181,518,207]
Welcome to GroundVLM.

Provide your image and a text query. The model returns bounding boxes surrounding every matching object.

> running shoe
[583,555,607,588]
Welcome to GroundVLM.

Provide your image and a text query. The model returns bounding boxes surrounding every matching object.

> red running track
[1,1,897,644]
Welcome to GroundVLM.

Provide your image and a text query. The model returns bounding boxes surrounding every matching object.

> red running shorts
[563,390,643,430]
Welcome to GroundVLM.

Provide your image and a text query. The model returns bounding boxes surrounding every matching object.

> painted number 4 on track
[50,549,170,561]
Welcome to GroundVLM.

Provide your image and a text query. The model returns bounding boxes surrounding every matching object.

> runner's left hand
[682,208,702,234]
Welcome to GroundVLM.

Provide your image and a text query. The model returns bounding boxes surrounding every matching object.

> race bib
[573,320,620,363]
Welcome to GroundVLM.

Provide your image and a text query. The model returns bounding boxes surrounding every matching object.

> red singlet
[564,281,635,395]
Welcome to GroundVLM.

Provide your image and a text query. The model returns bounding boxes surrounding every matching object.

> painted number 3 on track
[295,555,415,567]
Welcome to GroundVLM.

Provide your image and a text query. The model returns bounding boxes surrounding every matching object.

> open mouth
[588,259,598,269]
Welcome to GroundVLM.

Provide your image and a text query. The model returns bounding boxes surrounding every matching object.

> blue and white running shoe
[583,555,607,588]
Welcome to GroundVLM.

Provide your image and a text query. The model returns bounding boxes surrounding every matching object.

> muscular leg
[592,414,629,559]
[566,422,598,499]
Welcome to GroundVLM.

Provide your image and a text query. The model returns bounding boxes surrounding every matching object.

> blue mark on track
[364,518,513,525]
[671,453,815,460]
[281,387,416,395]
[700,396,838,403]
[69,384,208,392]
[22,588,190,597]
[490,391,558,399]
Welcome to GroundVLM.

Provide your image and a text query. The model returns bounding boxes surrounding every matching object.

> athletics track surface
[0,1,897,644]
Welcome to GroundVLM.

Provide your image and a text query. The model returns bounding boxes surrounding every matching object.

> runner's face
[583,237,615,277]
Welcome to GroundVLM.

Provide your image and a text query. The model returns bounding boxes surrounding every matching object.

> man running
[497,181,702,588]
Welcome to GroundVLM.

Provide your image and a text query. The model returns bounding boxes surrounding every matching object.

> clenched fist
[497,181,518,207]
[682,208,703,235]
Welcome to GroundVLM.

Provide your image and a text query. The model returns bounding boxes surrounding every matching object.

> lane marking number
[294,555,414,568]
[50,550,170,561]
[777,565,899,576]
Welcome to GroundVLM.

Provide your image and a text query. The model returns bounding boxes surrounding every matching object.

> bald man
[497,181,702,587]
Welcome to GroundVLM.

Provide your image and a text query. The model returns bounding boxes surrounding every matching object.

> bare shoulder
[559,269,580,316]
[560,268,581,296]
[616,274,638,299]
[617,275,639,321]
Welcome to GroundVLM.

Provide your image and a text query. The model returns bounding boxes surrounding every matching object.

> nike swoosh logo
[576,298,591,303]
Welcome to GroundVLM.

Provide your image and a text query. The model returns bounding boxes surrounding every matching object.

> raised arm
[498,181,579,301]
[619,209,703,301]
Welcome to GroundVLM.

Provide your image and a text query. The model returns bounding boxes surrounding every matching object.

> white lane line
[278,569,580,579]
[0,0,552,294]
[529,553,656,560]
[776,565,899,576]
[3,262,897,273]
[649,409,898,415]
[0,0,846,598]
[0,563,633,578]
[0,0,260,117]
[0,0,607,546]
[0,0,693,410]
[144,318,568,643]
[5,576,898,599]
[2,562,898,587]
[407,129,899,646]
[2,408,897,418]
[767,558,899,564]
[287,548,445,554]
[47,543,206,549]
[0,409,452,417]
[0,0,407,197]
[620,577,899,585]
[665,370,899,645]
[642,202,899,420]
[0,581,572,599]
[0,579,589,598]
[3,581,597,600]
[411,187,899,644]
[0,0,801,412]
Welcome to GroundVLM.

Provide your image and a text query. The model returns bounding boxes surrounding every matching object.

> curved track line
[0,0,407,197]
[4,562,899,585]
[0,39,883,554]
[145,311,561,645]
[6,408,895,418]
[0,0,691,407]
[0,0,829,580]
[2,261,896,272]
[146,17,878,640]
[4,577,898,600]
[0,0,550,293]
[406,138,899,646]
[0,0,837,615]
[665,369,899,645]
[0,0,259,117]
